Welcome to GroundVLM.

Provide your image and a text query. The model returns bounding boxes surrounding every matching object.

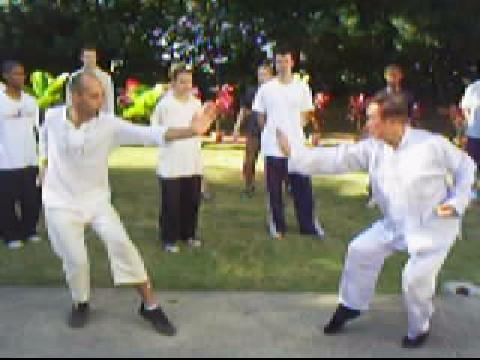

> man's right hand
[276,129,291,157]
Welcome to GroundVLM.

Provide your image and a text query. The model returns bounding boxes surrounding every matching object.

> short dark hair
[81,44,98,54]
[384,64,403,75]
[258,61,274,74]
[2,60,23,75]
[169,63,193,81]
[275,44,295,58]
[371,92,409,119]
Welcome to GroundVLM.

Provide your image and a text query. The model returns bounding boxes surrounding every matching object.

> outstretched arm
[165,102,217,141]
[277,129,372,175]
[114,102,217,146]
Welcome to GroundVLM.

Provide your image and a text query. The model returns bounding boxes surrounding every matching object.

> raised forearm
[257,113,266,130]
[164,127,197,142]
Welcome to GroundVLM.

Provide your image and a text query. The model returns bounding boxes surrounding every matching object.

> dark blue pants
[0,167,41,243]
[265,157,318,235]
[467,137,480,171]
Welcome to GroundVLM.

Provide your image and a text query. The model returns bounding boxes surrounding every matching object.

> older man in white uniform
[40,72,216,335]
[277,93,476,349]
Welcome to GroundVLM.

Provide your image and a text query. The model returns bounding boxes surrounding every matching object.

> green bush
[25,71,69,110]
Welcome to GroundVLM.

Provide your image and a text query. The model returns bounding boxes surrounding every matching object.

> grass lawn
[1,144,479,293]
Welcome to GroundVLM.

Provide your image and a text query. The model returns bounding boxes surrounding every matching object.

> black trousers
[160,176,202,246]
[0,167,42,243]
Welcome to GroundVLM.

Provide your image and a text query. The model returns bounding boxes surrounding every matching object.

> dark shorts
[466,137,480,169]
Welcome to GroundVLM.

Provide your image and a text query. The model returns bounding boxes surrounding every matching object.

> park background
[0,0,479,293]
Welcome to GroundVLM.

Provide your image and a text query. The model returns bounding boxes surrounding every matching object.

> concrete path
[0,288,479,358]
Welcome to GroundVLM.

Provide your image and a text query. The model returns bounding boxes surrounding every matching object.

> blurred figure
[67,45,115,115]
[460,65,480,198]
[233,63,274,197]
[376,64,420,127]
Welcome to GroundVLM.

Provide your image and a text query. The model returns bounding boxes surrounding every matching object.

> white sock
[145,303,159,311]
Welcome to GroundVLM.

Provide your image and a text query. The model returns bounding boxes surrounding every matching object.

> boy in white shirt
[40,71,217,334]
[253,46,324,240]
[151,64,204,253]
[0,61,41,250]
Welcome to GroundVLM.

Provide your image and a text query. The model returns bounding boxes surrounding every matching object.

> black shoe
[324,304,361,335]
[401,332,430,349]
[68,303,90,329]
[140,303,177,337]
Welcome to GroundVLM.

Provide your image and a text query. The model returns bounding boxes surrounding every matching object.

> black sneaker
[324,304,361,335]
[140,303,177,337]
[401,332,430,349]
[68,303,90,329]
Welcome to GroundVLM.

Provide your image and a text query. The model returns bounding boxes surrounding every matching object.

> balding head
[70,71,105,119]
[70,71,103,95]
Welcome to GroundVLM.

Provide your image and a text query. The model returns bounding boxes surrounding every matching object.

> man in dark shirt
[376,64,420,127]
[234,63,274,197]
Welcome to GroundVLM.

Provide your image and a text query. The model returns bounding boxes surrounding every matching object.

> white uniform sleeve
[437,136,476,215]
[301,84,315,113]
[104,74,115,115]
[113,117,166,147]
[39,112,49,162]
[252,86,266,114]
[65,73,74,108]
[150,101,163,126]
[289,139,374,175]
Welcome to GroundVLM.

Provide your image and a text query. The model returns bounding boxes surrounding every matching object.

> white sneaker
[366,198,377,209]
[314,225,326,240]
[164,244,180,254]
[472,190,479,201]
[27,235,42,243]
[7,240,24,250]
[187,239,202,248]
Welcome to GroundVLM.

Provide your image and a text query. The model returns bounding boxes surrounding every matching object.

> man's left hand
[436,204,457,218]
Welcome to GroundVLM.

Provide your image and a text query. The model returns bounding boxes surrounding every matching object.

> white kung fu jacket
[40,106,166,213]
[288,127,476,253]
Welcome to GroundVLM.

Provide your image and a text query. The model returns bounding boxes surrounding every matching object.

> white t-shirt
[0,90,39,170]
[41,106,165,212]
[460,80,480,139]
[252,78,314,158]
[151,94,203,178]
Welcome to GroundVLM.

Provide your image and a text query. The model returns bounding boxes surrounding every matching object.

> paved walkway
[0,288,479,358]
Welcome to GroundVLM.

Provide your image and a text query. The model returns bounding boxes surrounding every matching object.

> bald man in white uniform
[40,72,217,335]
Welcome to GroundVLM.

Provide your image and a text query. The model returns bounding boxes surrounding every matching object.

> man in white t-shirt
[0,61,42,250]
[66,45,115,115]
[151,64,204,253]
[40,71,217,334]
[252,46,324,240]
